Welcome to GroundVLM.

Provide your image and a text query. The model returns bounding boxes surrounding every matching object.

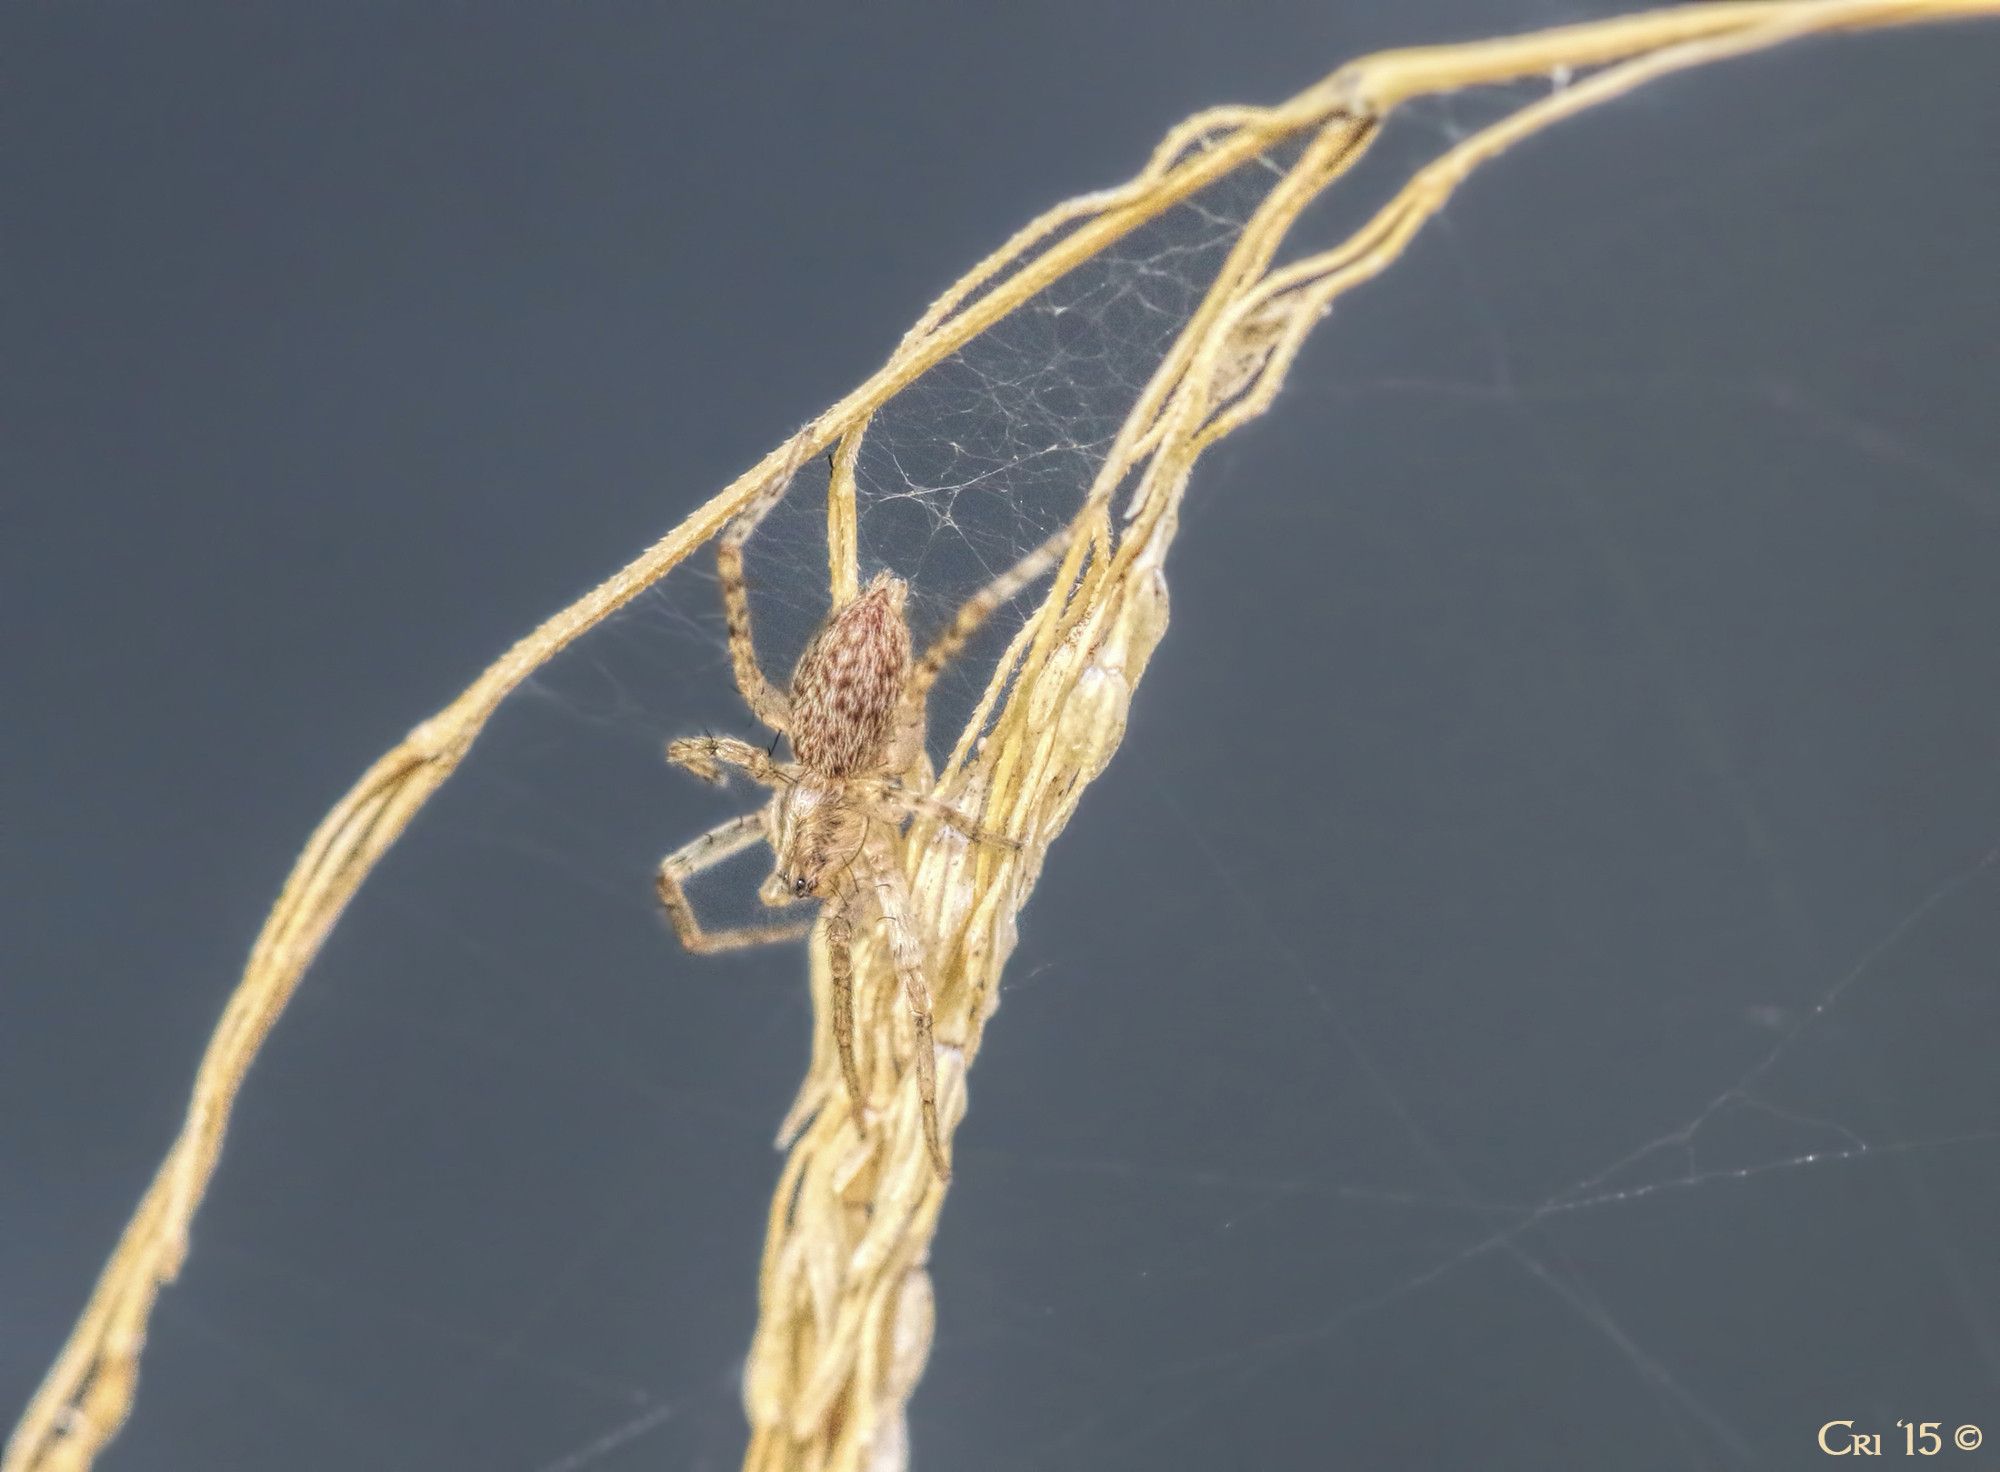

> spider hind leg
[656,812,812,953]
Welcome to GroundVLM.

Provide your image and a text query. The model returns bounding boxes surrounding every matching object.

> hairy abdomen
[789,572,911,777]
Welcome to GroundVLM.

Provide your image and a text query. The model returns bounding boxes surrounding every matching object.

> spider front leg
[906,520,1076,704]
[879,520,1075,792]
[656,810,813,953]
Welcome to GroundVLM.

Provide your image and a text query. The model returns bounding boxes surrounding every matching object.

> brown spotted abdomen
[788,572,911,777]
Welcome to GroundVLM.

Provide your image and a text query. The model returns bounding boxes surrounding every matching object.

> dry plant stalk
[11,4,1995,1470]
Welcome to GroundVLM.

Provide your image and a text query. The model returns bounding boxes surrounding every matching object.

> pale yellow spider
[656,505,1068,1179]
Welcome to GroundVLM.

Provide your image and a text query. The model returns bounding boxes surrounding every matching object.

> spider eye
[793,876,810,899]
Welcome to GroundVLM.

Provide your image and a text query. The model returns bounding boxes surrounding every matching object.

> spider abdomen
[788,571,911,777]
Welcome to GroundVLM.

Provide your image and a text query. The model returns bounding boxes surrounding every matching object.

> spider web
[564,147,1294,780]
[32,22,1999,1472]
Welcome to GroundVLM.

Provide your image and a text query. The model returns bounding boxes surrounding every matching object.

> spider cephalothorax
[657,522,1067,1180]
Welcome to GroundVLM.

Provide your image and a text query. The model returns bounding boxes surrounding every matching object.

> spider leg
[906,521,1077,704]
[708,433,846,732]
[718,524,792,733]
[667,734,789,787]
[823,904,869,1138]
[858,781,1020,849]
[865,841,951,1181]
[656,811,812,952]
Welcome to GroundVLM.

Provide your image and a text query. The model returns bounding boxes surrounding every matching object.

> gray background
[7,4,1998,1470]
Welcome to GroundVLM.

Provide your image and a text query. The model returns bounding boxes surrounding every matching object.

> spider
[656,502,1069,1180]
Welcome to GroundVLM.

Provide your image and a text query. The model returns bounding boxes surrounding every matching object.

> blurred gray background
[7,4,1997,1470]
